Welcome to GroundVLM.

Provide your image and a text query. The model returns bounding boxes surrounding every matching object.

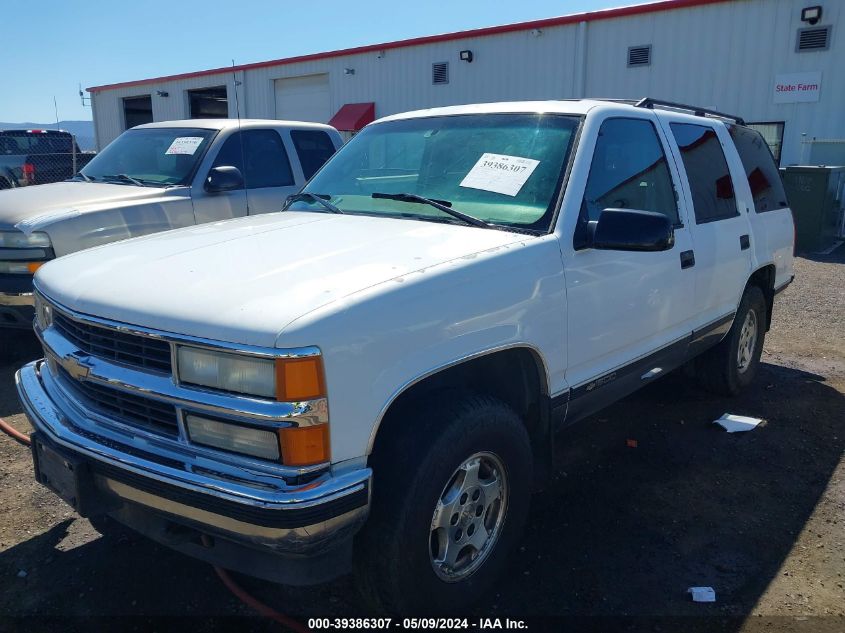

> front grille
[56,365,179,437]
[53,311,172,373]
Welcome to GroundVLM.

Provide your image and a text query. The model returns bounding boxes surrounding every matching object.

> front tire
[355,392,532,614]
[696,285,767,396]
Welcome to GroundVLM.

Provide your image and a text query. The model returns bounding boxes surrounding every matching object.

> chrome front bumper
[15,360,372,558]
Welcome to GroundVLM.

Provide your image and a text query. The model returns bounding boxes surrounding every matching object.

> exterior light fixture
[530,28,543,37]
[156,90,169,97]
[801,5,822,24]
[344,68,355,75]
[459,50,474,63]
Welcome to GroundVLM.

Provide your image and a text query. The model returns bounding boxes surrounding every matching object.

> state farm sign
[773,71,822,104]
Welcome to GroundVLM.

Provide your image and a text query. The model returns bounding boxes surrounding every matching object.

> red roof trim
[87,0,731,93]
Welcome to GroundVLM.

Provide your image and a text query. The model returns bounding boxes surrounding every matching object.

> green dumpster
[780,166,845,253]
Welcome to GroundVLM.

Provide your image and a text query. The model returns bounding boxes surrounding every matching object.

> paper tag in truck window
[459,153,540,197]
[165,137,204,155]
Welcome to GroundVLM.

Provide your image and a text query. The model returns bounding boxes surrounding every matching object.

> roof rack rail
[634,98,745,125]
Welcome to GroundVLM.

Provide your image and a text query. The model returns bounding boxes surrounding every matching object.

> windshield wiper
[72,172,93,182]
[284,192,343,214]
[102,173,147,187]
[371,192,490,229]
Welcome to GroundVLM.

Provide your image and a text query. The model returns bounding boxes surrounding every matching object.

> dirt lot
[0,249,843,632]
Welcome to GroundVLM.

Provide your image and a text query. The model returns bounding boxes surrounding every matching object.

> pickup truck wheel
[355,393,532,614]
[696,285,767,396]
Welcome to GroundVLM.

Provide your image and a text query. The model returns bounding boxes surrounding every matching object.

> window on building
[582,118,678,224]
[188,86,228,119]
[746,122,784,165]
[728,125,789,213]
[123,95,153,129]
[670,123,739,224]
[212,129,293,188]
[290,130,336,180]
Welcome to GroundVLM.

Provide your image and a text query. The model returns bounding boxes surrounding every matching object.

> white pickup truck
[0,119,341,332]
[15,99,794,613]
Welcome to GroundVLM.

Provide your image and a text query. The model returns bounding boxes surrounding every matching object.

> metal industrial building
[87,0,843,166]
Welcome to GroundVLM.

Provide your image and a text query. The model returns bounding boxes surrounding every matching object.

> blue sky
[4,0,622,123]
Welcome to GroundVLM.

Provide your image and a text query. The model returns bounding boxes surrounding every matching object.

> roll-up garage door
[274,74,331,123]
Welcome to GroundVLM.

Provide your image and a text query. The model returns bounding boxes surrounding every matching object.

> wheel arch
[745,263,776,330]
[366,345,554,488]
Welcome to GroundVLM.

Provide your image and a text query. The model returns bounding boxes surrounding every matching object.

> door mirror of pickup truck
[591,208,675,252]
[205,166,244,193]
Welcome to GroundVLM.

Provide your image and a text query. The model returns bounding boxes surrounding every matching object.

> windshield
[290,113,580,232]
[81,127,216,186]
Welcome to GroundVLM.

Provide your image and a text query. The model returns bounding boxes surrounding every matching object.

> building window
[188,86,228,118]
[432,62,449,85]
[746,122,785,165]
[627,45,651,67]
[123,95,153,129]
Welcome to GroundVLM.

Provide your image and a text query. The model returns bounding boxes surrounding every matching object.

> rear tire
[355,392,532,615]
[696,285,767,396]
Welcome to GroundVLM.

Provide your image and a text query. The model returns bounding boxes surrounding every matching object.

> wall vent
[796,26,831,51]
[627,45,652,67]
[432,62,450,85]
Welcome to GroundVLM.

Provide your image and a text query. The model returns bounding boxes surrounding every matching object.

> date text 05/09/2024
[307,618,529,630]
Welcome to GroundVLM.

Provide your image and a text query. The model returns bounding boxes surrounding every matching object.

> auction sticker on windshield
[460,153,540,197]
[165,137,205,155]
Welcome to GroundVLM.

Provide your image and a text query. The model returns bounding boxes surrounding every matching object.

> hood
[35,212,527,348]
[0,181,171,227]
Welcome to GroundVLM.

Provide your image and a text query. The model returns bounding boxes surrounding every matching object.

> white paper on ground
[165,136,204,155]
[459,153,540,197]
[688,586,716,602]
[15,208,82,235]
[714,413,763,433]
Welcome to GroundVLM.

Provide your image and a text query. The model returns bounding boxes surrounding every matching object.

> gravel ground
[0,249,843,632]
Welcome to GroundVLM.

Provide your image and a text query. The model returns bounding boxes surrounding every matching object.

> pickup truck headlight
[0,261,44,274]
[0,230,51,248]
[176,346,326,402]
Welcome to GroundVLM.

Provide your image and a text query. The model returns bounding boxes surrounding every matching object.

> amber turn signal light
[27,262,44,274]
[275,357,326,401]
[278,424,330,466]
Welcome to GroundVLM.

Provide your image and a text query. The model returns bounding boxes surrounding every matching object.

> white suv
[16,99,794,613]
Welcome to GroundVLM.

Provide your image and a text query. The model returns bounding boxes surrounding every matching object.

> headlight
[176,346,326,402]
[0,230,51,248]
[0,261,44,274]
[34,294,53,330]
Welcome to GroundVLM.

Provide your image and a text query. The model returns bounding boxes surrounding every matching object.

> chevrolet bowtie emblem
[58,352,92,381]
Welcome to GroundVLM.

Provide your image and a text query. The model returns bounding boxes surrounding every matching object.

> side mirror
[592,208,675,252]
[205,166,244,193]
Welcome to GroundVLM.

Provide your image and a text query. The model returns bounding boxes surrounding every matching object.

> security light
[801,5,822,24]
[459,50,474,63]
[156,90,169,97]
[344,68,355,75]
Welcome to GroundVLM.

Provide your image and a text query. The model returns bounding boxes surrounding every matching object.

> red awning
[329,102,375,132]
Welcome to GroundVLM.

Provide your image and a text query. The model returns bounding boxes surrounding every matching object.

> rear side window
[290,130,336,180]
[670,123,739,224]
[212,129,294,189]
[582,118,678,224]
[728,125,789,213]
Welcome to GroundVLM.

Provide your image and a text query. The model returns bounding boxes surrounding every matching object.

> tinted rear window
[670,123,739,224]
[728,125,789,213]
[290,130,336,180]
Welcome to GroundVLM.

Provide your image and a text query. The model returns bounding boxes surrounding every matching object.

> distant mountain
[0,120,95,151]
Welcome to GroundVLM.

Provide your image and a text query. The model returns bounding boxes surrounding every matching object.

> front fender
[278,234,569,464]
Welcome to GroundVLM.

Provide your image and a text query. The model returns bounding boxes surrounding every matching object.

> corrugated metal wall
[91,0,843,165]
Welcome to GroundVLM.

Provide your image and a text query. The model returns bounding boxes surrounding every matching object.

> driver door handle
[680,250,696,269]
